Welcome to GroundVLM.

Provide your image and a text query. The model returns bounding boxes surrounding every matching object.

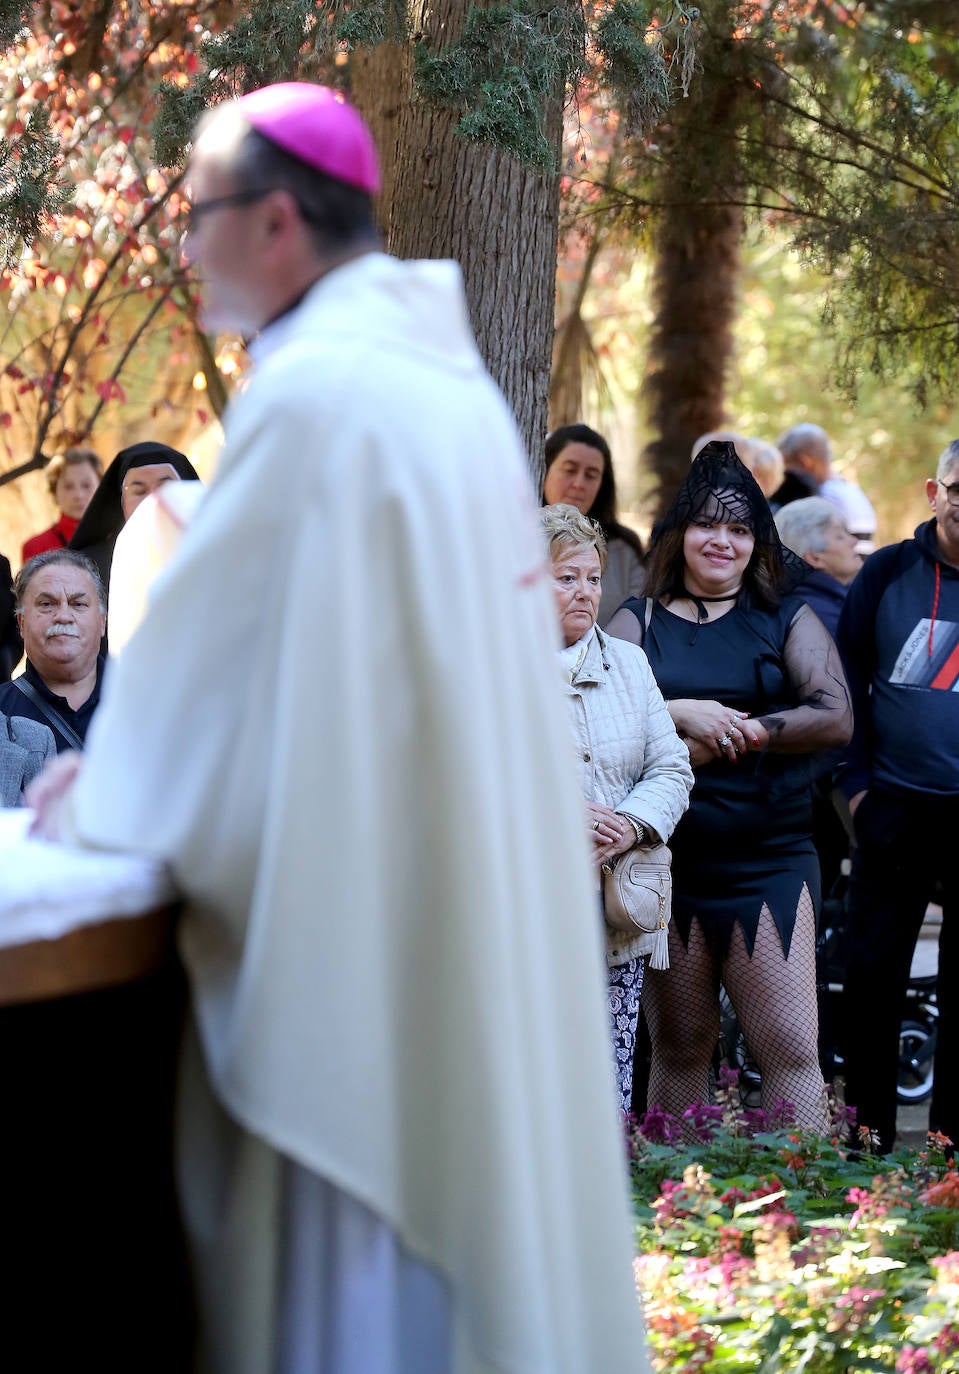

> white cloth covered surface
[0,807,174,946]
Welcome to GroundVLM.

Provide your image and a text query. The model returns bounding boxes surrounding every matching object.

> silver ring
[593,819,600,831]
[719,733,733,747]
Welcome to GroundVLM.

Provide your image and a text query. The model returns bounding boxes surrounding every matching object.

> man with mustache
[0,549,106,751]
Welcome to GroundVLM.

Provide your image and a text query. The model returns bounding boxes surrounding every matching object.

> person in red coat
[21,447,102,563]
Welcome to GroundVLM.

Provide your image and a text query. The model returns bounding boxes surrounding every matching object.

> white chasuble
[68,253,651,1373]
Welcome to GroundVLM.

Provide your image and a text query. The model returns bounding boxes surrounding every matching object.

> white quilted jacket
[563,626,694,965]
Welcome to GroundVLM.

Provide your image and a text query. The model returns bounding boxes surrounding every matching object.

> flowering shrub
[630,1074,959,1371]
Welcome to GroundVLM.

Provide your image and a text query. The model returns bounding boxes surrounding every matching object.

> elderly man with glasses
[837,439,959,1155]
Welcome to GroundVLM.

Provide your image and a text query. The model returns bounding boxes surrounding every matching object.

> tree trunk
[351,2,565,486]
[642,17,746,515]
[643,194,743,514]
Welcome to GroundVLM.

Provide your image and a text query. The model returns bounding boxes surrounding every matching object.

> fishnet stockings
[644,889,828,1135]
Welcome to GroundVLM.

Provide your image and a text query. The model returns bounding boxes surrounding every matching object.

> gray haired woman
[774,496,861,639]
[541,504,693,1113]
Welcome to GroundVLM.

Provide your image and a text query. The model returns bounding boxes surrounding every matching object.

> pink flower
[681,1101,724,1142]
[716,1063,741,1091]
[896,1346,934,1373]
[652,1178,693,1224]
[767,1097,799,1129]
[720,1186,749,1206]
[835,1285,882,1314]
[740,1106,775,1136]
[933,1324,959,1356]
[638,1103,683,1145]
[931,1252,959,1283]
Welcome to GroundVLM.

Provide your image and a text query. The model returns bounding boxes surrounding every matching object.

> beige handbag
[602,843,672,970]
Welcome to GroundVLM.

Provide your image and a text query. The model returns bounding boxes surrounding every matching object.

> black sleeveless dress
[623,595,820,960]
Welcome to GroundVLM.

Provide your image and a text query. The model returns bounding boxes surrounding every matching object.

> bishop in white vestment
[32,84,651,1374]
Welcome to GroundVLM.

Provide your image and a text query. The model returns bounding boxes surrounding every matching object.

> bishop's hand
[25,751,83,840]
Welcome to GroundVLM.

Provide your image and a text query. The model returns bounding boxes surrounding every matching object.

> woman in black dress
[607,442,852,1131]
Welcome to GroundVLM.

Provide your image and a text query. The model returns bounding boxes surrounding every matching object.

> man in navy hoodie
[838,440,959,1153]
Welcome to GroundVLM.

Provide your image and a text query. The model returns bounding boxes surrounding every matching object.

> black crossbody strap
[10,677,85,752]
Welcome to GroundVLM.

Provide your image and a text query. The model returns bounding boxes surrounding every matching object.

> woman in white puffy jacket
[541,504,694,1113]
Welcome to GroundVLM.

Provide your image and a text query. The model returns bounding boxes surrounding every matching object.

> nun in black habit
[70,441,199,593]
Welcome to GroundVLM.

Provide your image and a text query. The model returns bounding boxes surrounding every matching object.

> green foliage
[681,3,959,404]
[733,11,959,411]
[0,107,71,264]
[412,1,697,172]
[556,0,959,500]
[153,0,342,168]
[414,1,587,172]
[730,230,955,539]
[0,0,26,49]
[196,0,323,86]
[0,0,25,49]
[153,81,215,171]
[594,0,694,135]
[631,1090,959,1371]
[335,0,408,49]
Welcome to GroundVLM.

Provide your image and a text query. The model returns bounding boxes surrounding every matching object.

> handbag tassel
[648,922,670,971]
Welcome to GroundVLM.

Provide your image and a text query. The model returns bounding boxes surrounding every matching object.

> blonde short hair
[539,503,607,571]
[45,446,102,497]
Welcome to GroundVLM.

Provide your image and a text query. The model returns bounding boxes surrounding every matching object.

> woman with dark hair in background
[543,423,645,626]
[607,442,852,1132]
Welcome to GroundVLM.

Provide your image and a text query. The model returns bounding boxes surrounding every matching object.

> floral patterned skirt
[607,957,643,1116]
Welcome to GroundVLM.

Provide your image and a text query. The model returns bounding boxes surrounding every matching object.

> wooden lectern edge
[0,902,182,1006]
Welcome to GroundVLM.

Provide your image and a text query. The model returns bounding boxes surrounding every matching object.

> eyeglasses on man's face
[183,189,270,232]
[937,479,959,506]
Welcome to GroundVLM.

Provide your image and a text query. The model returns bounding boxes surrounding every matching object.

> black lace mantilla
[652,440,809,596]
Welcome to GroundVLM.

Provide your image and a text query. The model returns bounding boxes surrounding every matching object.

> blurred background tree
[554,0,959,517]
[0,1,237,546]
[1,0,957,555]
[0,0,693,533]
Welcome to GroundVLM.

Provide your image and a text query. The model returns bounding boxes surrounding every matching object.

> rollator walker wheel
[898,1019,935,1104]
